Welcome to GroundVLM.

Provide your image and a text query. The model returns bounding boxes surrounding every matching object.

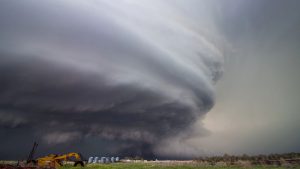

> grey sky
[189,0,300,156]
[0,0,299,159]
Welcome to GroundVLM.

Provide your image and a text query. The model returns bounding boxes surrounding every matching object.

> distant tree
[133,156,143,160]
[241,154,249,160]
[223,153,230,162]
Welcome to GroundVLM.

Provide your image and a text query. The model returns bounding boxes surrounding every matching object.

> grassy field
[59,163,300,169]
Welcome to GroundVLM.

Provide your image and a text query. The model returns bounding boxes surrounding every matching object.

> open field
[2,160,300,169]
[59,163,300,169]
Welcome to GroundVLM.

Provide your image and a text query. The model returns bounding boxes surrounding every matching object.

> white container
[93,157,99,163]
[88,157,93,164]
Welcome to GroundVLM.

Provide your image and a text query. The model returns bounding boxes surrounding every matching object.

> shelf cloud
[0,0,224,159]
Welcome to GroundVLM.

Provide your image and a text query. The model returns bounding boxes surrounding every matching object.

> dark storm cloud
[3,0,299,160]
[0,0,224,159]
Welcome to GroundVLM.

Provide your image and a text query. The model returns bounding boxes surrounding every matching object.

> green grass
[59,163,300,169]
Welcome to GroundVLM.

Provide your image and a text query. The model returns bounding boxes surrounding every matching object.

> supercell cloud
[0,0,224,159]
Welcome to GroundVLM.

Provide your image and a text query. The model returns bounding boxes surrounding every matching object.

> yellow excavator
[35,152,85,168]
[26,142,85,168]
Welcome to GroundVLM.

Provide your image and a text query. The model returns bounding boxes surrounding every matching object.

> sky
[195,0,300,156]
[0,0,300,160]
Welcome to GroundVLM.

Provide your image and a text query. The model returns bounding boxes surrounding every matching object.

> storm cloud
[0,0,224,159]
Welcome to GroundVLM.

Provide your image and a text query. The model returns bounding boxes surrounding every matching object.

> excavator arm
[26,142,38,164]
[53,152,81,161]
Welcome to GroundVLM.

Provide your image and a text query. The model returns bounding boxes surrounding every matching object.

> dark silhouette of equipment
[26,142,38,164]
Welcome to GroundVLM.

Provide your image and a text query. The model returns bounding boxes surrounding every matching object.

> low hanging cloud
[0,0,224,158]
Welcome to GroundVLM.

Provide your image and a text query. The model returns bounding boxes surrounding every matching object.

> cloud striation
[0,0,224,159]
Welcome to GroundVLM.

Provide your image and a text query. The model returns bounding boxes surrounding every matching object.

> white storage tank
[115,157,120,162]
[88,157,93,164]
[99,157,104,163]
[102,157,107,163]
[93,157,99,163]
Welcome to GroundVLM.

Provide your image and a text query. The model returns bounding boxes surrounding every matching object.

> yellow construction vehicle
[26,142,85,168]
[35,152,85,168]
